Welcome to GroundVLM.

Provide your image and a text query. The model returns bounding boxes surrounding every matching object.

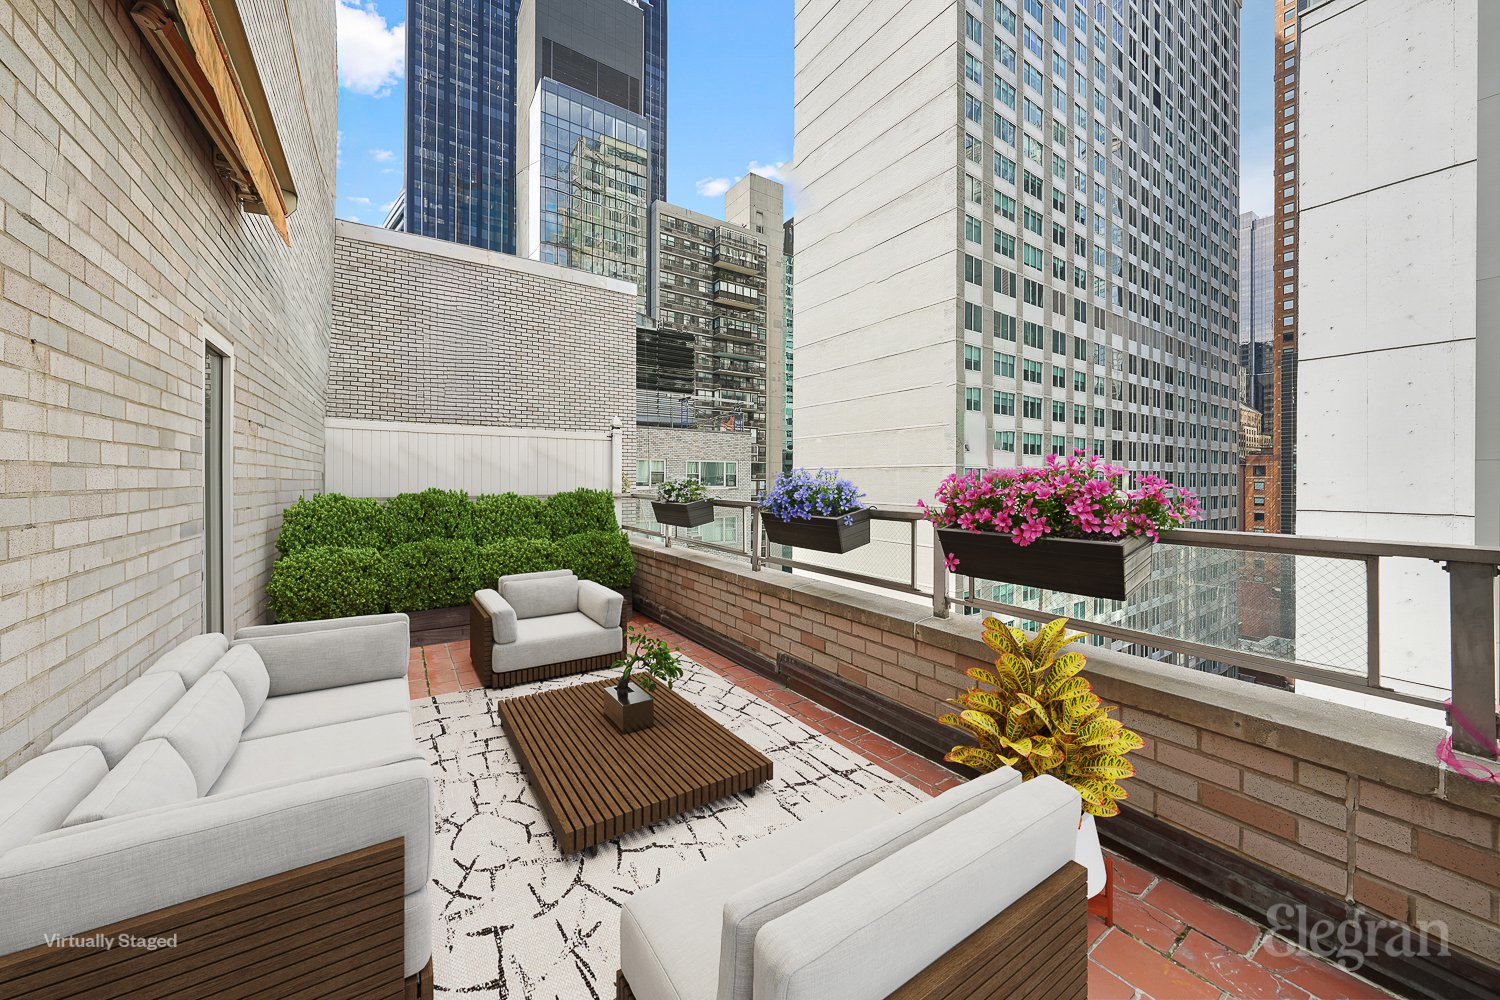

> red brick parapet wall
[630,540,1500,988]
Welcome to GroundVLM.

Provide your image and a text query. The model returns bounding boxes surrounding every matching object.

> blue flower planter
[762,508,871,554]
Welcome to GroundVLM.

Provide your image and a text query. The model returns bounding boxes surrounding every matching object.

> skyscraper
[1271,0,1298,533]
[725,174,788,487]
[404,0,667,256]
[792,0,1241,529]
[1238,210,1277,533]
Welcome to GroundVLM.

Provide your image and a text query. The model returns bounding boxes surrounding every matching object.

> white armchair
[470,570,625,688]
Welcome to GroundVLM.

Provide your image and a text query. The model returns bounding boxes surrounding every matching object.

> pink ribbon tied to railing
[1436,699,1500,786]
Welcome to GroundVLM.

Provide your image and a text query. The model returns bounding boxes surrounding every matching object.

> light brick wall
[631,541,1500,967]
[635,426,754,500]
[0,0,337,773]
[330,223,637,487]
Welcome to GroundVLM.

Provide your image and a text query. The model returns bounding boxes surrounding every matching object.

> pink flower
[943,552,961,572]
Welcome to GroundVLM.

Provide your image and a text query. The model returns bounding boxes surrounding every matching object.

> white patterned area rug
[412,661,923,999]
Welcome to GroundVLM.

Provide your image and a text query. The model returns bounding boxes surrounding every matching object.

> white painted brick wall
[0,0,336,773]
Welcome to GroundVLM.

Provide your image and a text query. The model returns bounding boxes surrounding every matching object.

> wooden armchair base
[0,839,425,1000]
[469,595,625,689]
[616,863,1086,1000]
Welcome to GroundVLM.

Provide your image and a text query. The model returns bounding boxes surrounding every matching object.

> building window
[637,459,665,486]
[965,387,982,411]
[687,461,738,487]
[965,345,983,371]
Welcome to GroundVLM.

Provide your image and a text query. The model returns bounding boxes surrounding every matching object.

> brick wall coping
[334,220,638,297]
[636,539,1499,821]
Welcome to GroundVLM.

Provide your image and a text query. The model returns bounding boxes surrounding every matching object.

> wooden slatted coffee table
[500,680,774,855]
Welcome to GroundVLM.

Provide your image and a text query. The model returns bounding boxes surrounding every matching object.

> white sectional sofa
[470,569,625,687]
[0,613,433,995]
[618,770,1087,1000]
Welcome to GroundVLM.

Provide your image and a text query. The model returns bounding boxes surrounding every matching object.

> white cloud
[346,196,373,207]
[695,176,733,198]
[337,2,405,97]
[747,160,788,184]
[370,148,395,163]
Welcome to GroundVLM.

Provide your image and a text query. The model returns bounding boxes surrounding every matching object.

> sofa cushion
[235,618,409,696]
[63,740,197,828]
[0,747,107,855]
[717,765,1020,1000]
[493,613,621,673]
[45,673,186,768]
[240,678,410,742]
[474,588,518,644]
[143,673,246,795]
[752,777,1081,1000]
[208,645,270,725]
[621,796,896,1000]
[578,580,624,629]
[210,712,421,796]
[500,573,578,619]
[142,633,229,687]
[235,613,409,640]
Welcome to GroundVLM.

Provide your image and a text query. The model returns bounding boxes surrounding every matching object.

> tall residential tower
[792,0,1241,527]
[404,0,666,256]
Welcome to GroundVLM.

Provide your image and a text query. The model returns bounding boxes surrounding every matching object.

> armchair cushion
[717,764,1021,1000]
[63,740,196,828]
[142,633,228,687]
[0,747,107,855]
[45,673,186,768]
[142,673,245,796]
[493,614,621,674]
[500,573,579,619]
[233,618,409,696]
[578,580,624,629]
[752,777,1081,1000]
[474,588,518,644]
[621,796,897,1000]
[207,645,270,725]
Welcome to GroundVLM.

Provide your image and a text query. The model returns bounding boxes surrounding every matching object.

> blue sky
[334,0,1275,225]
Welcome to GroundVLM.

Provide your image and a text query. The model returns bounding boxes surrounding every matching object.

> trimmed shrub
[471,493,550,545]
[276,494,385,556]
[542,488,619,538]
[382,488,475,546]
[267,547,385,623]
[476,538,562,586]
[381,538,484,612]
[556,530,635,589]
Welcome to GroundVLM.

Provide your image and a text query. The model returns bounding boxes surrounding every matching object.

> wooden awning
[131,0,296,244]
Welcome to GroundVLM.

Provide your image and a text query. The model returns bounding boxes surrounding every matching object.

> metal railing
[619,495,1500,759]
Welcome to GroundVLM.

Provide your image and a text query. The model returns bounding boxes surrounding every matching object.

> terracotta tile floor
[409,612,1402,1000]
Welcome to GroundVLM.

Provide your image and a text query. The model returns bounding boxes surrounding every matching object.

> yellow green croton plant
[940,617,1143,818]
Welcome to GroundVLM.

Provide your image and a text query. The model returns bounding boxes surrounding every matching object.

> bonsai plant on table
[759,468,870,554]
[651,477,716,529]
[921,451,1200,601]
[939,616,1143,925]
[604,624,685,733]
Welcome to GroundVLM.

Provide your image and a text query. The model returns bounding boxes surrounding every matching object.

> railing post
[910,520,920,590]
[749,503,762,572]
[932,540,949,618]
[1445,560,1499,758]
[1365,557,1381,689]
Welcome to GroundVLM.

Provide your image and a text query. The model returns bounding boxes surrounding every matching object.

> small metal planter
[937,529,1153,602]
[652,499,716,528]
[762,508,872,554]
[603,680,654,733]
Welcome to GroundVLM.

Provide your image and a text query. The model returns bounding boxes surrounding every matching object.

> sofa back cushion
[143,673,245,795]
[208,645,270,723]
[45,673,186,768]
[752,776,1081,1000]
[0,747,107,855]
[142,633,230,687]
[63,740,197,828]
[717,765,1020,1000]
[236,619,409,697]
[501,572,579,619]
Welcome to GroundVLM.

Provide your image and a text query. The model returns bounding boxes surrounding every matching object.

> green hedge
[268,488,633,622]
[266,547,386,622]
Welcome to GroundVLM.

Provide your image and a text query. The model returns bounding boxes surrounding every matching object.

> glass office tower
[405,0,666,255]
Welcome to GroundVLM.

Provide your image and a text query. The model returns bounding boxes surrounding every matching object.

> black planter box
[936,529,1153,602]
[603,680,653,733]
[652,499,717,528]
[762,508,871,554]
